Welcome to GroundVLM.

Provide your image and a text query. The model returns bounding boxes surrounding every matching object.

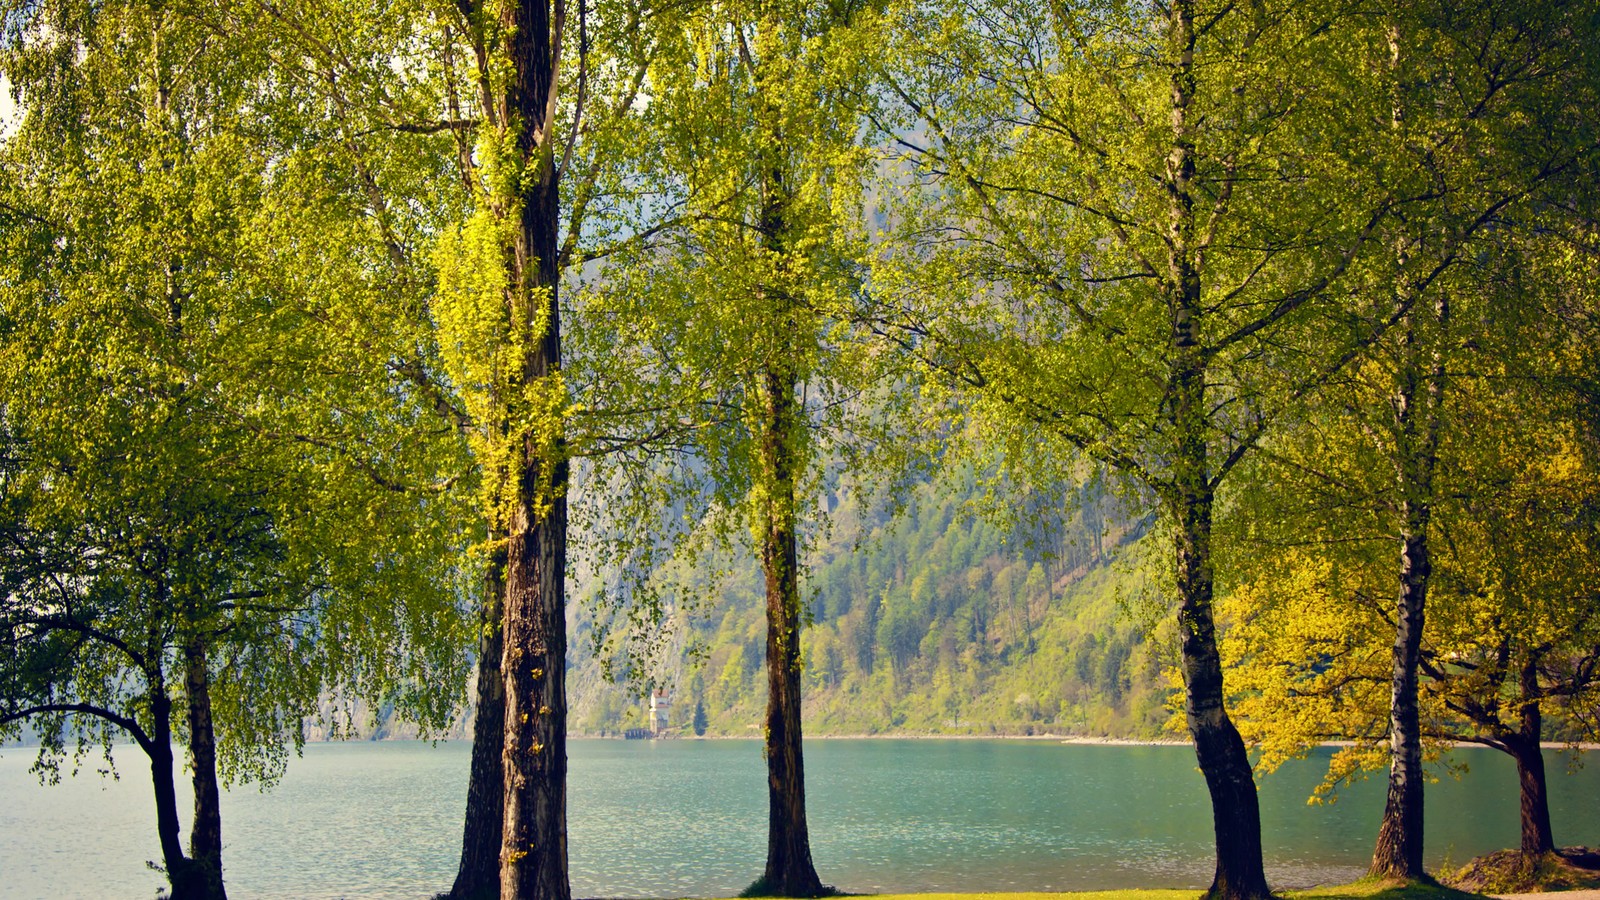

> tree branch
[0,703,156,756]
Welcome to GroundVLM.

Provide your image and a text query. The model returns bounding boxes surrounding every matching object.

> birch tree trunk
[1371,295,1445,881]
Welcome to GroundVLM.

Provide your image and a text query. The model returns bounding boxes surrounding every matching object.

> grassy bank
[795,882,1490,900]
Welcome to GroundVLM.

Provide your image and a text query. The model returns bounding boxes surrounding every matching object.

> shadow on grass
[810,883,1493,900]
[574,879,1528,900]
[738,876,845,899]
[1291,877,1489,900]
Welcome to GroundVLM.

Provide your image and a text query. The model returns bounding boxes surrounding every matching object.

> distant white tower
[647,689,671,737]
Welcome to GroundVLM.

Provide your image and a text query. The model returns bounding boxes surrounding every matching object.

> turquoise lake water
[1,738,1596,899]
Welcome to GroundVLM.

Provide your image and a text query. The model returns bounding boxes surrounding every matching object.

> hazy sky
[1,74,15,137]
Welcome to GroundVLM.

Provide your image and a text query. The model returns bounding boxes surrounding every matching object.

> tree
[581,2,898,893]
[1218,215,1600,866]
[1221,439,1600,859]
[417,3,677,896]
[1426,422,1600,859]
[873,0,1600,891]
[427,0,577,884]
[1348,2,1600,877]
[693,697,709,736]
[0,2,468,897]
[869,2,1413,896]
[241,0,691,894]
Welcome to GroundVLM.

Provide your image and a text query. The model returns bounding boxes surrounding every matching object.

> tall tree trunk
[451,545,507,900]
[1512,658,1555,857]
[1165,0,1270,896]
[1371,300,1444,882]
[1173,489,1271,900]
[183,636,227,900]
[498,255,572,900]
[1371,529,1428,878]
[149,686,199,900]
[756,364,825,898]
[500,458,569,900]
[498,3,570,898]
[1370,525,1428,878]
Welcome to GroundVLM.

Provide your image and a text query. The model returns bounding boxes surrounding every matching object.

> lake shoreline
[8,738,1600,899]
[570,733,1600,751]
[629,732,1190,745]
[9,732,1596,751]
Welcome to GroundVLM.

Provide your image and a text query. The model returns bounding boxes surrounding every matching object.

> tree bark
[1511,738,1555,857]
[498,3,570,898]
[1512,659,1555,857]
[1370,525,1428,879]
[148,686,199,900]
[756,364,826,898]
[1164,1,1270,896]
[499,481,569,900]
[1173,489,1271,900]
[1371,300,1444,882]
[183,636,227,900]
[451,545,507,900]
[1370,523,1428,878]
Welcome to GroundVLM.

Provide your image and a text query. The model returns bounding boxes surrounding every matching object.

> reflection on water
[1,738,1595,899]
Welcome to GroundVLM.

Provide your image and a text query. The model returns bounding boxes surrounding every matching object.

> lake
[1,738,1596,899]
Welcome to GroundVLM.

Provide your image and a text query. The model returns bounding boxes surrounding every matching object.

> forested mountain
[560,468,1172,739]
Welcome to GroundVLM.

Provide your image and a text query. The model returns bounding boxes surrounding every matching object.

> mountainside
[567,470,1179,740]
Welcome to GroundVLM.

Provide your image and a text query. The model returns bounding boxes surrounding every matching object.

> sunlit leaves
[0,0,473,789]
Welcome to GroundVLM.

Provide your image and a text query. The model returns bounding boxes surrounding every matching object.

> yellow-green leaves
[1219,553,1391,787]
[1,0,474,790]
[433,206,574,533]
[436,209,518,407]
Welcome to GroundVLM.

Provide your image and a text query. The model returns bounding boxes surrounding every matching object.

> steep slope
[568,471,1179,739]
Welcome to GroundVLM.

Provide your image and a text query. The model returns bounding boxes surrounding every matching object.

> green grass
[759,883,1493,900]
[1290,879,1487,900]
[829,893,1198,900]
